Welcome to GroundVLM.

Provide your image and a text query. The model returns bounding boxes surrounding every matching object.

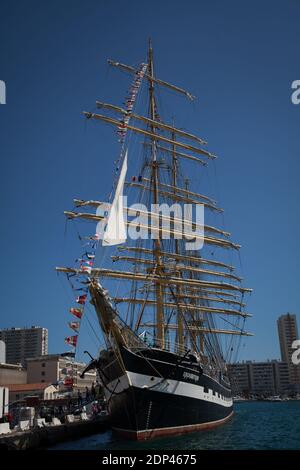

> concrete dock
[0,415,110,450]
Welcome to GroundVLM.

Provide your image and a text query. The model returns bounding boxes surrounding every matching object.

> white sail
[102,150,127,246]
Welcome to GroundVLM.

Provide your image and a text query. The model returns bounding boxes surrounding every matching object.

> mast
[148,39,165,349]
[171,129,184,352]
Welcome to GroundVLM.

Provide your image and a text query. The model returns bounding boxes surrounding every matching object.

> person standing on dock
[91,383,96,401]
[77,389,83,407]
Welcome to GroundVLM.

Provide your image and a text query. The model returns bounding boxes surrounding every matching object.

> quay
[0,414,110,450]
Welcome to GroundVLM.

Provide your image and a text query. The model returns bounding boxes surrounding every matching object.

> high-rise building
[227,362,251,395]
[228,360,290,396]
[277,313,300,384]
[0,327,48,366]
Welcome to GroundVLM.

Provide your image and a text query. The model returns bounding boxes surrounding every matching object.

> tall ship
[56,41,252,440]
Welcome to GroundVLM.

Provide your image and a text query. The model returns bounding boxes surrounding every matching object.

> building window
[41,371,45,376]
[41,379,45,383]
[42,363,46,367]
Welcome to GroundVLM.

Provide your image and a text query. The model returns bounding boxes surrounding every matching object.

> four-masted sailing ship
[56,41,252,440]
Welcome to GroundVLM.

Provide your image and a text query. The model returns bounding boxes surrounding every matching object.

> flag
[76,294,87,305]
[81,266,91,274]
[64,377,73,387]
[91,233,100,241]
[68,321,80,333]
[65,335,78,347]
[84,260,94,266]
[70,308,83,319]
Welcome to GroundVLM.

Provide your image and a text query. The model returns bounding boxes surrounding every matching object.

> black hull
[98,346,233,440]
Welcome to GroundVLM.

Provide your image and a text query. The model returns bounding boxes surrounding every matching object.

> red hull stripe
[112,411,234,441]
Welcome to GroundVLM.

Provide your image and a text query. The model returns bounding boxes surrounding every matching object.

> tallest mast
[148,39,165,349]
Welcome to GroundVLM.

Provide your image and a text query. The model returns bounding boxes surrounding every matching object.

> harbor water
[49,401,300,450]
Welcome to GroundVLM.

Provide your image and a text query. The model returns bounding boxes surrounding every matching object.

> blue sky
[0,0,299,362]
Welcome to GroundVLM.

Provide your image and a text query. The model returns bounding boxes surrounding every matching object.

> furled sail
[102,150,128,246]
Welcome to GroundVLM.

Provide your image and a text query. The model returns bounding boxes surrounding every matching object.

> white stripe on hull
[105,371,232,407]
